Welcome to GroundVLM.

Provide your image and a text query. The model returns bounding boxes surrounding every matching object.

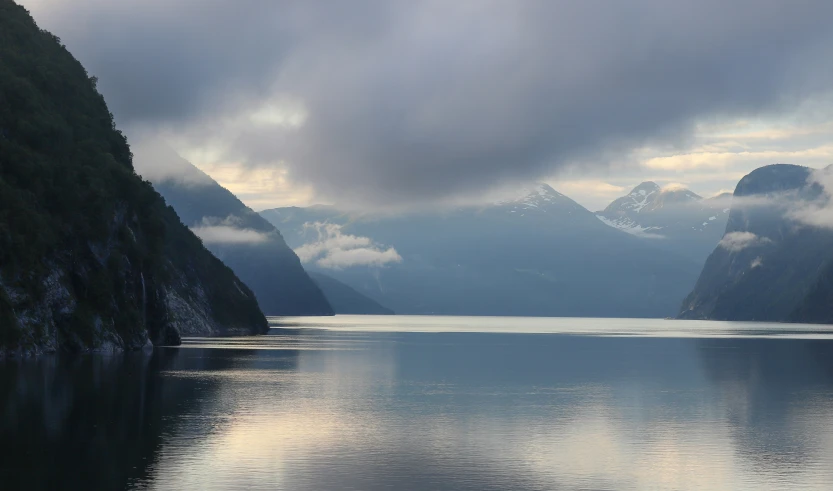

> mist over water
[4,316,833,490]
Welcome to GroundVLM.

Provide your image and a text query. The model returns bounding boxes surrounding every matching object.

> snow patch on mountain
[595,214,665,238]
[594,181,733,263]
[631,194,652,212]
[620,183,661,213]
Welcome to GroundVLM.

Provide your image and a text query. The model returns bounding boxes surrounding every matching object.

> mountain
[792,261,833,323]
[308,272,394,315]
[596,182,731,263]
[136,144,333,316]
[679,164,833,322]
[262,184,702,318]
[0,2,267,356]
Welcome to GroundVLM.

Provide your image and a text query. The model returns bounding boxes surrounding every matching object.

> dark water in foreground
[4,316,833,490]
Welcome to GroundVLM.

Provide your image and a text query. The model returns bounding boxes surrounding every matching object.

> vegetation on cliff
[0,1,267,354]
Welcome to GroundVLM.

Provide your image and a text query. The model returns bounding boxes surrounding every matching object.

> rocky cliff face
[0,1,267,356]
[679,164,833,322]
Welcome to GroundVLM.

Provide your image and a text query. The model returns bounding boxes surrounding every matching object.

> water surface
[3,316,833,490]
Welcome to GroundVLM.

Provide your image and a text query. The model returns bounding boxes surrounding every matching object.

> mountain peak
[605,182,701,215]
[596,179,729,257]
[602,182,660,214]
[535,182,559,194]
[496,183,562,204]
[524,182,564,201]
[514,182,562,199]
[493,182,586,215]
[629,182,661,197]
[734,164,812,198]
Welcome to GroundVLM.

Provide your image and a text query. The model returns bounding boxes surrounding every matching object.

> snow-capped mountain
[261,183,702,319]
[595,182,731,262]
[493,183,586,215]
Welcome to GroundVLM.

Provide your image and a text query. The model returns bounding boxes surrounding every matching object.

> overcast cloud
[20,0,833,209]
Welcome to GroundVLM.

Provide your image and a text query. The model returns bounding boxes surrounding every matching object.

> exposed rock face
[679,164,833,322]
[0,1,267,356]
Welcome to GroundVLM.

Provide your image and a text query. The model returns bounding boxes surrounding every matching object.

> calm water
[4,316,833,490]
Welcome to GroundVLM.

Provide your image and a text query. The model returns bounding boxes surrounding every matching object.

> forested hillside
[0,1,267,355]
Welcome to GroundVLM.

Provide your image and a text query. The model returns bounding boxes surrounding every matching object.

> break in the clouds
[21,0,833,207]
[294,222,402,269]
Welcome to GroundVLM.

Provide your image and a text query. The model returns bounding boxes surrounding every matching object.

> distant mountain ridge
[308,272,394,315]
[262,183,702,318]
[603,182,700,215]
[137,144,334,317]
[596,182,731,263]
[493,183,588,215]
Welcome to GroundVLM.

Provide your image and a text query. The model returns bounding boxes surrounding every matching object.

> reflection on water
[3,316,833,490]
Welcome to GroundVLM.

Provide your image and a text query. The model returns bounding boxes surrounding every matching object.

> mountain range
[262,184,703,318]
[5,0,832,359]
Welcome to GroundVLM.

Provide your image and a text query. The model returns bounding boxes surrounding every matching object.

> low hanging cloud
[190,216,271,244]
[718,231,772,252]
[131,137,216,187]
[295,222,402,269]
[791,202,833,229]
[787,167,833,229]
[20,0,833,207]
[659,183,689,192]
[706,166,833,236]
[708,191,809,216]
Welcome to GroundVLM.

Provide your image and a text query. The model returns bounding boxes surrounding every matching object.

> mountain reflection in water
[2,316,833,490]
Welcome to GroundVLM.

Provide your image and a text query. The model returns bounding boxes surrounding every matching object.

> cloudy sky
[20,0,833,211]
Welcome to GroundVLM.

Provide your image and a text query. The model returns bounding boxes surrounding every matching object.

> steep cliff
[134,143,334,316]
[0,1,268,355]
[791,261,833,324]
[679,164,833,322]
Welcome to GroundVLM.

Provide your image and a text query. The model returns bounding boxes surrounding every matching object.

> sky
[19,0,833,211]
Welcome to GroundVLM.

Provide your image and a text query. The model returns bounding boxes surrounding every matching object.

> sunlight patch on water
[267,314,833,339]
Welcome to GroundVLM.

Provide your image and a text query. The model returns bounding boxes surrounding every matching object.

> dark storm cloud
[24,0,833,205]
